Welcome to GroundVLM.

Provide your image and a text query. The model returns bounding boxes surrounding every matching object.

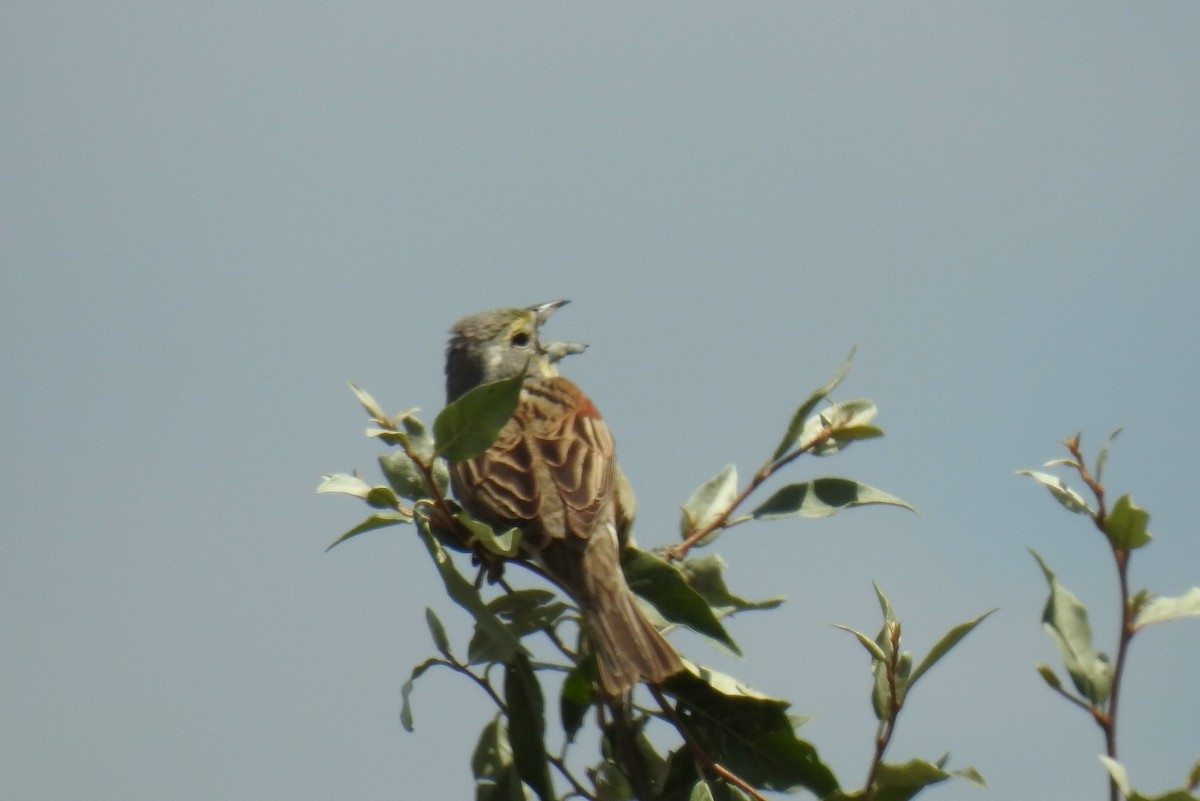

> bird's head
[445,299,587,402]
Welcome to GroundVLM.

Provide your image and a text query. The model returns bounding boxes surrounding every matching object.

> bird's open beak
[529,300,584,362]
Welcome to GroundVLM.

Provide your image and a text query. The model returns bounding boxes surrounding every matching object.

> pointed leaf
[1031,550,1113,706]
[399,658,439,732]
[470,592,571,663]
[1100,756,1132,797]
[472,716,525,800]
[678,554,785,613]
[833,624,888,663]
[907,608,996,690]
[324,510,410,551]
[772,347,856,462]
[1035,662,1064,691]
[753,478,914,520]
[455,508,523,558]
[487,590,571,637]
[874,582,898,628]
[349,381,389,423]
[867,757,986,801]
[559,660,594,743]
[663,666,839,797]
[425,607,452,658]
[1104,494,1153,551]
[505,653,553,801]
[316,472,372,499]
[434,370,525,461]
[1135,587,1200,629]
[622,548,739,655]
[1017,470,1091,515]
[680,464,738,544]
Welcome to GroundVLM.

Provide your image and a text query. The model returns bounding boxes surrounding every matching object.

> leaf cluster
[1021,433,1200,801]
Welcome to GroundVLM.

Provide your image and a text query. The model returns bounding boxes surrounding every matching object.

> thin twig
[1065,436,1130,801]
[669,423,841,560]
[548,755,595,801]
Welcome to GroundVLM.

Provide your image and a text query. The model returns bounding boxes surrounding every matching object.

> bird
[444,300,683,695]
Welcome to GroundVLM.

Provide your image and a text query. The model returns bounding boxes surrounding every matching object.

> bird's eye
[511,331,531,347]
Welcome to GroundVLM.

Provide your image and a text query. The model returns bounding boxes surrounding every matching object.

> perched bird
[445,300,682,695]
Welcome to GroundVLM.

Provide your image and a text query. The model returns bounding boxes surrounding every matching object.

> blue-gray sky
[4,4,1198,799]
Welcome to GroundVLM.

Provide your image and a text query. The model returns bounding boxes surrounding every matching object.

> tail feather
[578,524,683,695]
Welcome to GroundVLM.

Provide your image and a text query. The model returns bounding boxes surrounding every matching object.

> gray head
[444,300,587,402]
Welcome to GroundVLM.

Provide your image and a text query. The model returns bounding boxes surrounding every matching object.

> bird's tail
[577,526,683,696]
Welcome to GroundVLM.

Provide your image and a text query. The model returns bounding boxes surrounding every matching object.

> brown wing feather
[450,376,613,543]
[523,378,615,541]
[450,419,542,528]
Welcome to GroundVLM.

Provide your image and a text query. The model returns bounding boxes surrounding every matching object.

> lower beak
[543,340,588,362]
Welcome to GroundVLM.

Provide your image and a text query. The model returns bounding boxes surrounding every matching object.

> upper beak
[529,299,570,324]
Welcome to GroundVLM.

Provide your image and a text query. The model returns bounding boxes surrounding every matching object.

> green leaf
[1134,587,1200,629]
[1188,755,1200,792]
[1031,550,1113,706]
[771,347,855,462]
[1100,756,1132,797]
[471,716,528,801]
[803,399,878,456]
[349,381,389,423]
[505,654,553,801]
[680,464,738,545]
[1103,494,1153,550]
[378,449,426,501]
[593,759,634,801]
[487,590,571,637]
[365,484,401,509]
[376,412,450,500]
[316,472,372,499]
[663,665,839,797]
[869,757,986,801]
[324,510,410,552]
[470,591,571,664]
[425,607,452,658]
[678,554,785,613]
[399,658,439,732]
[434,370,526,462]
[906,608,996,691]
[559,661,594,743]
[455,508,523,558]
[622,548,740,655]
[833,624,888,663]
[1017,470,1091,515]
[752,478,915,520]
[1035,662,1063,691]
[415,514,526,664]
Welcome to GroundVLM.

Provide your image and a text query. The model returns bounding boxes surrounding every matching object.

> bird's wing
[450,377,615,544]
[450,419,541,526]
[524,377,615,542]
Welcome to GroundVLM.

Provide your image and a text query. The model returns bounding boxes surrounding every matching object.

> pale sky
[4,4,1199,800]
